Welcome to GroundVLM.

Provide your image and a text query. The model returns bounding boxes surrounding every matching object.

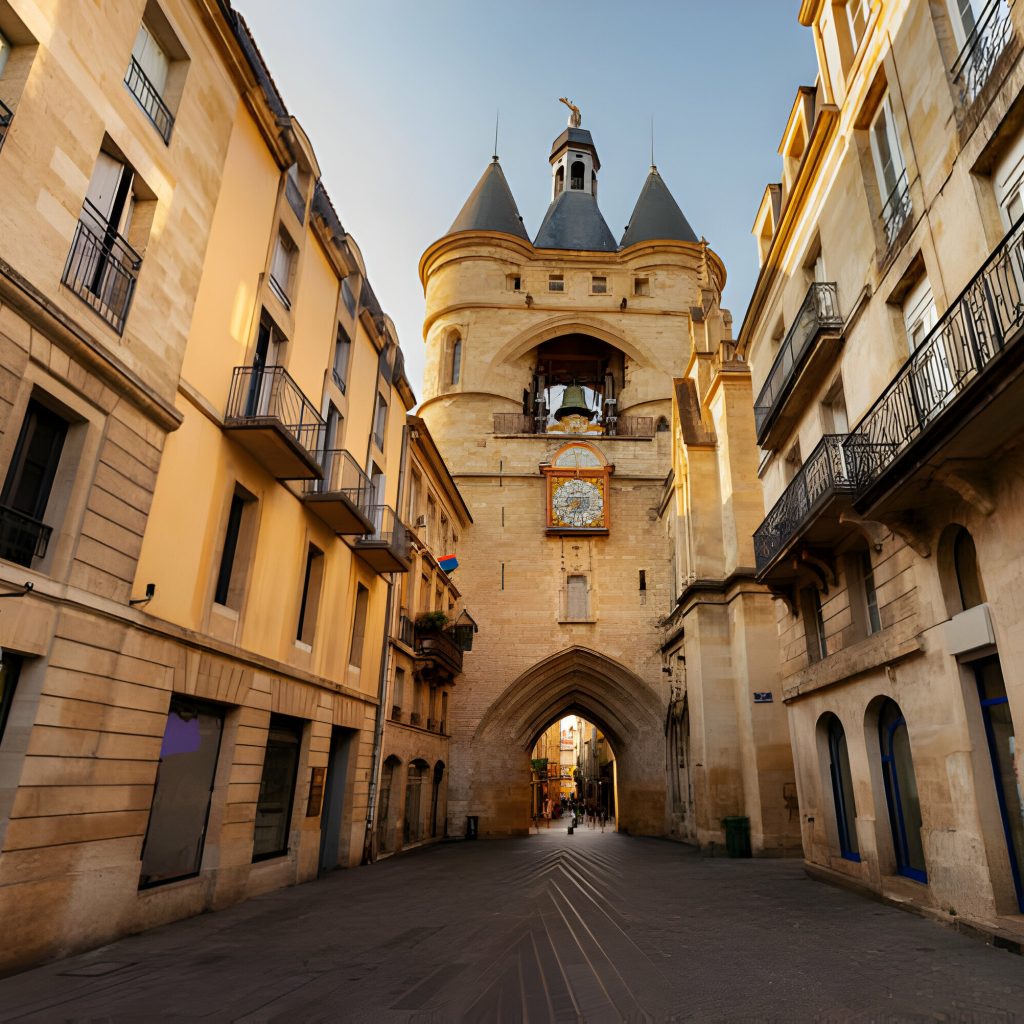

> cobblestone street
[1,828,1023,1022]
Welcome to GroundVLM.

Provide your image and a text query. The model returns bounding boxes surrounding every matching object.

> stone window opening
[844,542,881,640]
[125,2,188,144]
[0,7,38,151]
[252,714,304,862]
[633,276,650,297]
[564,574,591,622]
[800,586,827,663]
[819,712,860,862]
[348,582,370,667]
[449,335,462,387]
[296,543,325,648]
[820,377,849,435]
[548,273,565,292]
[377,756,401,853]
[554,165,565,196]
[591,275,608,295]
[570,160,585,190]
[269,226,297,309]
[332,323,351,392]
[508,273,522,291]
[212,484,258,612]
[938,524,986,616]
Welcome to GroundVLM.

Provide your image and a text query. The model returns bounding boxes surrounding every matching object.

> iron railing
[225,365,324,454]
[355,504,411,559]
[62,199,142,335]
[124,56,174,144]
[414,624,464,673]
[754,435,855,572]
[0,98,12,152]
[304,448,370,504]
[268,273,291,311]
[491,412,655,437]
[754,282,843,438]
[0,505,52,567]
[882,170,913,251]
[952,0,1013,107]
[844,211,1024,491]
[284,172,305,222]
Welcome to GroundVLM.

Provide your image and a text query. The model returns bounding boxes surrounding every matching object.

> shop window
[824,713,860,861]
[213,486,257,611]
[348,583,369,668]
[296,543,324,647]
[139,697,224,887]
[877,698,927,882]
[0,653,23,747]
[252,714,303,861]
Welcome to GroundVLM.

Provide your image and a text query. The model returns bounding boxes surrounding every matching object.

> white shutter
[132,23,170,96]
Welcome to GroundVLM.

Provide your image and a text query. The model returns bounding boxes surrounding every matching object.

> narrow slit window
[296,544,324,646]
[349,583,370,668]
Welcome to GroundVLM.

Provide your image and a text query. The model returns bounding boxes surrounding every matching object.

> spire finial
[493,109,500,161]
[558,97,582,128]
[650,115,655,169]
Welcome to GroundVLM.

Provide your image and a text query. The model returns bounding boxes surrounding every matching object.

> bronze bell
[555,383,593,420]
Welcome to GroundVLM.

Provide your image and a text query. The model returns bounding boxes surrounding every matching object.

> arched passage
[467,647,666,836]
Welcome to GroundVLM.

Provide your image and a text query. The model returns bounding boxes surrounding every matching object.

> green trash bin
[721,815,751,858]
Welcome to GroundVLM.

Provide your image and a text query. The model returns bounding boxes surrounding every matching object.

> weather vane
[559,97,582,128]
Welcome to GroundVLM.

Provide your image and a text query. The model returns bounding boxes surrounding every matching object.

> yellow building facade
[742,0,1024,925]
[0,0,416,973]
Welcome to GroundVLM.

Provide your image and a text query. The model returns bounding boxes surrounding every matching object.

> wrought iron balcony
[62,200,142,335]
[0,98,12,152]
[0,505,52,568]
[882,170,913,252]
[754,282,843,446]
[754,435,856,575]
[844,211,1024,505]
[492,412,655,437]
[353,504,411,573]
[224,365,324,479]
[952,0,1013,108]
[414,624,464,677]
[124,56,174,144]
[302,449,373,534]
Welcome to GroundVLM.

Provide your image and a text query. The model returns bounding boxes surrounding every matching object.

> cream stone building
[741,0,1024,925]
[419,114,797,847]
[0,0,415,974]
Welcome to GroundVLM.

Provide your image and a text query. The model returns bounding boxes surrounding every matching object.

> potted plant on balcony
[415,611,449,634]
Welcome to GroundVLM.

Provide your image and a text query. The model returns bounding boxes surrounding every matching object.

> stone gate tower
[419,108,796,844]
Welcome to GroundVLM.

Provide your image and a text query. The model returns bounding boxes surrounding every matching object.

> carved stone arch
[488,315,651,372]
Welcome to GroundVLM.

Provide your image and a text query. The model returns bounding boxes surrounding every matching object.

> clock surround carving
[543,441,612,535]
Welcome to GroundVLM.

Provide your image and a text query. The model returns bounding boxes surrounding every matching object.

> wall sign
[753,692,773,704]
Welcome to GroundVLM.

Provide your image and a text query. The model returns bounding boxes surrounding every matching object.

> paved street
[1,828,1023,1022]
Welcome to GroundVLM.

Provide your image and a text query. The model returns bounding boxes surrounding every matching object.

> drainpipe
[361,419,412,865]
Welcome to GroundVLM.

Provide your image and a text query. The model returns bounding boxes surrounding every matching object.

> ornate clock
[543,442,611,535]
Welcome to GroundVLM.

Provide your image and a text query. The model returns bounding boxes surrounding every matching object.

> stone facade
[742,0,1024,923]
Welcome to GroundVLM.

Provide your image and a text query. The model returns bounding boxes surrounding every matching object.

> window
[393,667,405,713]
[783,441,802,485]
[377,756,399,852]
[548,274,564,293]
[566,575,589,620]
[870,97,910,246]
[370,463,385,507]
[404,761,428,844]
[859,550,882,635]
[554,165,565,196]
[450,336,462,386]
[284,164,305,222]
[802,587,827,662]
[508,274,522,291]
[373,393,388,450]
[332,324,351,391]
[348,583,369,668]
[420,573,431,613]
[269,229,296,309]
[993,128,1024,229]
[953,527,985,610]
[825,714,860,861]
[902,277,937,350]
[591,276,608,294]
[0,399,68,566]
[296,544,324,646]
[440,691,448,733]
[878,698,927,881]
[0,653,23,747]
[633,276,650,296]
[570,160,585,190]
[846,0,871,51]
[213,487,257,610]
[252,714,303,861]
[126,21,173,142]
[139,697,224,887]
[408,469,421,524]
[0,30,10,79]
[324,402,341,451]
[341,277,357,317]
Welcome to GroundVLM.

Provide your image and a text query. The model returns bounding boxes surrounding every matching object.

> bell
[554,383,593,420]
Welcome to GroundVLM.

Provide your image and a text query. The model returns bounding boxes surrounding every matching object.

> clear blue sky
[237,1,817,398]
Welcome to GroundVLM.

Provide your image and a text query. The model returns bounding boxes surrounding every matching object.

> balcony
[353,504,411,573]
[754,283,843,448]
[952,0,1013,108]
[882,170,913,253]
[492,412,655,437]
[0,505,52,568]
[302,449,373,534]
[124,56,174,144]
[844,212,1024,515]
[754,435,857,580]
[414,624,464,678]
[0,98,12,151]
[62,200,142,335]
[223,365,324,480]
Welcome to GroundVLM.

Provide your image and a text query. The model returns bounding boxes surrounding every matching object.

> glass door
[879,699,928,882]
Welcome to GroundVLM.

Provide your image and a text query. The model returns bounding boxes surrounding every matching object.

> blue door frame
[827,718,860,862]
[880,709,928,883]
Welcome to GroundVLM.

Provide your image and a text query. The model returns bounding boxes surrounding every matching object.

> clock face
[551,477,605,529]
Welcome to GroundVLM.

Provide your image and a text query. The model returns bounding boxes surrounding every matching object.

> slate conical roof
[620,166,698,248]
[448,158,529,239]
[533,191,617,252]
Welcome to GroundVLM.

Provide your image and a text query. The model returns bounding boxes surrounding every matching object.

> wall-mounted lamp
[130,582,156,606]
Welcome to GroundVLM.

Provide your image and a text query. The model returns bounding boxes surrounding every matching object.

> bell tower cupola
[550,98,600,200]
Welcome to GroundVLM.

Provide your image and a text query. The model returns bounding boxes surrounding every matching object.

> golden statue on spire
[559,97,582,128]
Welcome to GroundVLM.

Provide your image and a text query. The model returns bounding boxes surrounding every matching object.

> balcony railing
[302,449,374,533]
[62,199,142,335]
[0,505,52,567]
[224,365,324,478]
[492,412,655,437]
[882,170,913,251]
[0,98,13,152]
[353,504,412,573]
[124,56,174,144]
[414,624,464,676]
[844,211,1024,493]
[952,0,1013,107]
[754,282,843,441]
[754,435,856,573]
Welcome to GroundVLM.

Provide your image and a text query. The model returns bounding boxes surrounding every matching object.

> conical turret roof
[534,192,617,252]
[620,166,698,248]
[448,158,529,239]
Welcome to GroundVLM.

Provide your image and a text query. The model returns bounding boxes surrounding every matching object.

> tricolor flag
[439,554,459,573]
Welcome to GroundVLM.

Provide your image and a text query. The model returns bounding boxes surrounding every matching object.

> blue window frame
[879,699,927,882]
[975,656,1024,912]
[826,715,860,861]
